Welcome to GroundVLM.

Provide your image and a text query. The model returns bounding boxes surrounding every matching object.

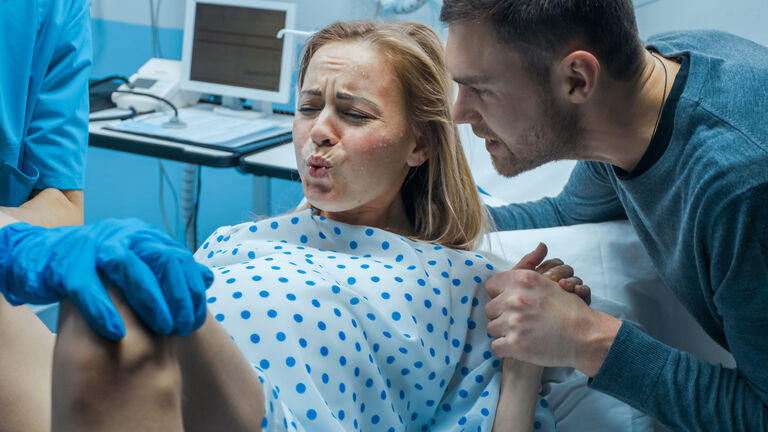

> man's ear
[554,50,600,105]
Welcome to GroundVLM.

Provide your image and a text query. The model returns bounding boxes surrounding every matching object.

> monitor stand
[214,96,272,119]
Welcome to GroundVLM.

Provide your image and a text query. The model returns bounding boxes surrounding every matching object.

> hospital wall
[85,0,767,247]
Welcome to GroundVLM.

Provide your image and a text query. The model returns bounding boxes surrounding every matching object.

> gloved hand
[0,219,214,340]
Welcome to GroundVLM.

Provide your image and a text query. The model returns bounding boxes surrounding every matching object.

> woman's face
[293,41,427,225]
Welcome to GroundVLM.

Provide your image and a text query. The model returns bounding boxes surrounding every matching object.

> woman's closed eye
[298,105,321,115]
[343,110,372,121]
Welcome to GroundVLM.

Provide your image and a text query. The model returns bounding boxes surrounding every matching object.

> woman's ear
[554,50,600,105]
[406,141,429,167]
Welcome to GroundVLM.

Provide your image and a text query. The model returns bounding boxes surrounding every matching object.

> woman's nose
[310,109,339,147]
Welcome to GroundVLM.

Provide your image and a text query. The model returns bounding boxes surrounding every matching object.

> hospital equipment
[0,219,213,340]
[111,58,200,114]
[180,0,297,112]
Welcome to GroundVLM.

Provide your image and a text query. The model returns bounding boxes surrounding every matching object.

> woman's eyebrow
[299,89,322,98]
[336,92,381,116]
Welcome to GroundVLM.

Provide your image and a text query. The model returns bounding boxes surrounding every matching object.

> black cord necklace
[649,51,669,140]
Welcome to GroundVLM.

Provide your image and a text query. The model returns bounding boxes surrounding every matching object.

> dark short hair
[440,0,644,81]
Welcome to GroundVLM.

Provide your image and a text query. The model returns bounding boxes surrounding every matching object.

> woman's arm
[492,358,544,432]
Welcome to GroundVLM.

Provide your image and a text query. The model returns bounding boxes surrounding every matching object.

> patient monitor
[180,0,297,110]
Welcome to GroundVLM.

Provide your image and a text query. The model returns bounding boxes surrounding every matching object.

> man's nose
[451,87,482,124]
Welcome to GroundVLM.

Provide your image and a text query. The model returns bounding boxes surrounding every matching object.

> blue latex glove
[0,219,214,340]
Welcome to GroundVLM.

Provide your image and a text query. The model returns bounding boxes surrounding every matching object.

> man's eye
[298,106,319,114]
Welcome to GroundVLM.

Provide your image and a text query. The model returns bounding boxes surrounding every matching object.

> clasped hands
[485,243,618,375]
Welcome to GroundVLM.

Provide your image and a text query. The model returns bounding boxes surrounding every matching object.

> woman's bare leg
[51,293,183,432]
[0,296,54,432]
[50,288,265,432]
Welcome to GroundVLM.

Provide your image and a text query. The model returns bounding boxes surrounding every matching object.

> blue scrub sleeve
[25,0,92,191]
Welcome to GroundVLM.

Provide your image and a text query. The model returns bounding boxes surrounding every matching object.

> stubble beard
[493,94,582,178]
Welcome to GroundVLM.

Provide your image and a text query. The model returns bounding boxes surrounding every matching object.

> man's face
[446,21,582,177]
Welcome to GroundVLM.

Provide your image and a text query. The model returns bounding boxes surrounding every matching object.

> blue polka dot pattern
[194,209,555,431]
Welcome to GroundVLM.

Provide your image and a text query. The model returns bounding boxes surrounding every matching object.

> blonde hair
[298,20,488,250]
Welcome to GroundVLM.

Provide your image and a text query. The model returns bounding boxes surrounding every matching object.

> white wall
[635,0,768,45]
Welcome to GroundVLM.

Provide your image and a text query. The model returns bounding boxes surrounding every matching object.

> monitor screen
[181,0,296,104]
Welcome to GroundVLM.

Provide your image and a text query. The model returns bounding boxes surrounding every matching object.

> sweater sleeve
[487,161,626,231]
[589,184,768,431]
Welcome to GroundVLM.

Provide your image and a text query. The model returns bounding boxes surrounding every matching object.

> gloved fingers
[41,235,127,339]
[97,244,174,335]
[128,229,187,251]
[199,263,214,288]
[155,253,197,336]
[180,262,211,335]
[132,242,204,336]
[66,275,126,341]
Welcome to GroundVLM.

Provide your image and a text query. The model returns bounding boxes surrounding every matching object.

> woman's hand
[534,258,591,305]
[493,357,545,432]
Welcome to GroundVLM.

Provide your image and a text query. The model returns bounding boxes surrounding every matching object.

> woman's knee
[52,294,183,431]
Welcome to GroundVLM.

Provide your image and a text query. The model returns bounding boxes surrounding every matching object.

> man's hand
[485,243,620,376]
[0,219,213,340]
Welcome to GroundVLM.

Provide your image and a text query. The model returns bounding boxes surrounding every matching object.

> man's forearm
[0,189,83,228]
[590,322,767,431]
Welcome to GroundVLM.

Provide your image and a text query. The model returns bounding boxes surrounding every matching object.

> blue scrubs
[0,0,92,207]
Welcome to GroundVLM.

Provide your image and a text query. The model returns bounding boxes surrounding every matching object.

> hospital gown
[195,209,555,431]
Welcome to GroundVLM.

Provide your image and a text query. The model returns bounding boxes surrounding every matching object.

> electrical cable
[89,75,130,89]
[110,89,180,117]
[193,168,201,247]
[88,107,143,122]
[182,164,199,250]
[158,160,181,239]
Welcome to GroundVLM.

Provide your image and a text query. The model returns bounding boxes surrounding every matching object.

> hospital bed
[463,126,735,431]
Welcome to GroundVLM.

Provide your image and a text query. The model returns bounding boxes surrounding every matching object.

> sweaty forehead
[303,41,395,93]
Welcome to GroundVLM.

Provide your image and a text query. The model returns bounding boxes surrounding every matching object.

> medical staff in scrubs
[0,0,90,222]
[0,1,211,430]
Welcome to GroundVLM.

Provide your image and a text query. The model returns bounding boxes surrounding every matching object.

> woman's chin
[305,196,345,213]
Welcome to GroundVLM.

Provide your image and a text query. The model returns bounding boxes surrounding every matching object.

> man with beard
[441,0,768,430]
